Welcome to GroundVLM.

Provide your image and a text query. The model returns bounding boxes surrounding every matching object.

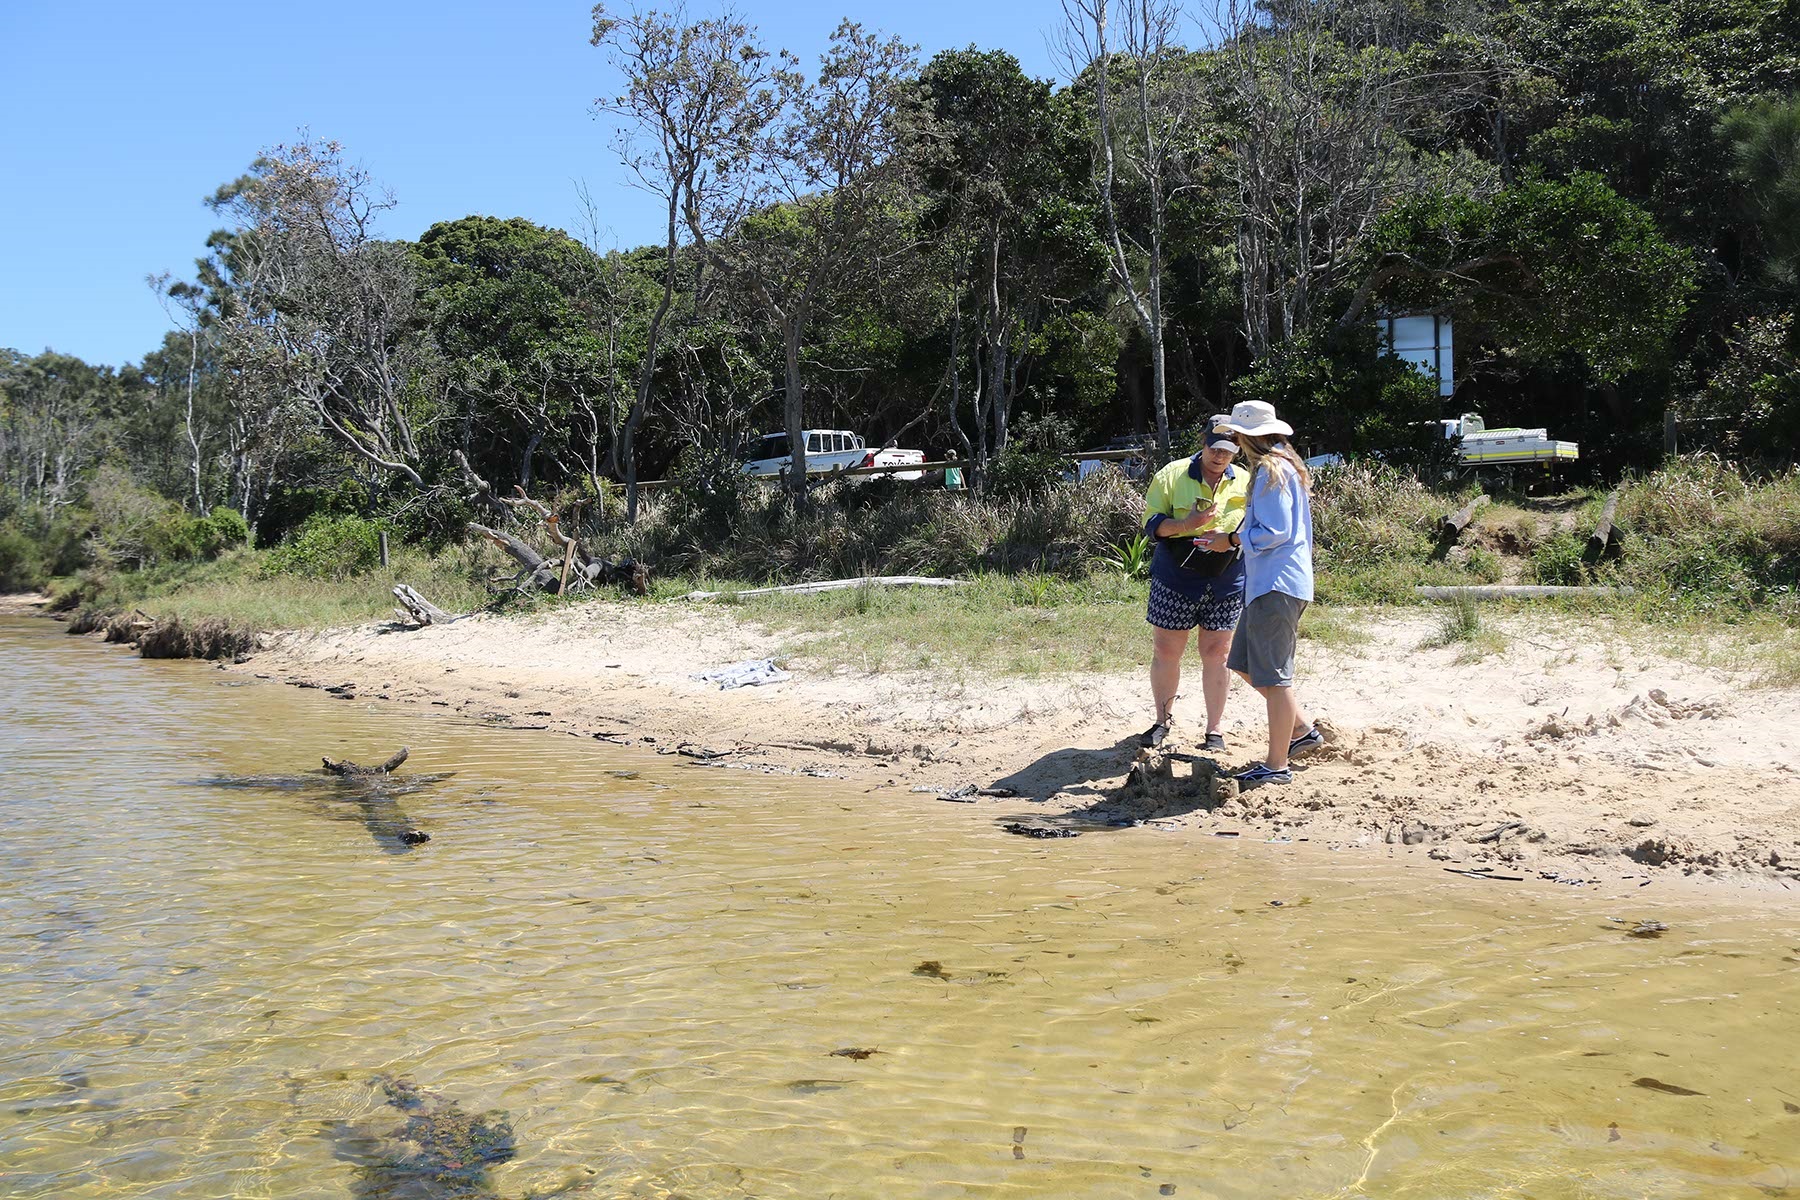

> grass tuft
[1422,593,1509,661]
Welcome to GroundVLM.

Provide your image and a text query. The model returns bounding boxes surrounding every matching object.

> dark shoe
[1235,762,1293,789]
[1289,726,1326,757]
[1202,732,1226,753]
[1138,721,1170,749]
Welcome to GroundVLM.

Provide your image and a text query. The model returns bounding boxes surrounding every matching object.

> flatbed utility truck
[1442,413,1579,478]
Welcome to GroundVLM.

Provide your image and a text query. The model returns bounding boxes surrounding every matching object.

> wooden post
[379,530,390,568]
[1664,409,1678,456]
[558,539,576,594]
[1585,487,1623,562]
[1437,494,1490,540]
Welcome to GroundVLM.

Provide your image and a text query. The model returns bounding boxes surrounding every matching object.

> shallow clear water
[1,616,1797,1199]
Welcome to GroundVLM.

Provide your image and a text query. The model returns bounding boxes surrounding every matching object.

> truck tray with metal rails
[1456,425,1580,468]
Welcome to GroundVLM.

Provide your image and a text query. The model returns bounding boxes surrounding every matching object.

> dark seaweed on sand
[325,1074,516,1200]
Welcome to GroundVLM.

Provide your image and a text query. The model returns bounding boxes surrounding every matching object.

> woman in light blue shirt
[1198,401,1325,788]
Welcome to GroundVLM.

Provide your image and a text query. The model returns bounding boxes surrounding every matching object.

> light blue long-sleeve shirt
[1239,463,1315,603]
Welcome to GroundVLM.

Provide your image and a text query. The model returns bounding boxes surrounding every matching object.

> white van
[740,430,927,480]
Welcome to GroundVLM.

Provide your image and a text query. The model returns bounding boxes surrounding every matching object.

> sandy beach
[194,596,1800,896]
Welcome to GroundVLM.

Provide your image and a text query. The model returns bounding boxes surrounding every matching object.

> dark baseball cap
[1204,416,1239,453]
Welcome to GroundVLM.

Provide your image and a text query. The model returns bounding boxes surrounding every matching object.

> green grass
[1623,607,1800,689]
[681,575,1373,677]
[1420,592,1509,662]
[51,543,508,630]
[24,454,1797,687]
[705,572,1153,678]
[1298,604,1372,652]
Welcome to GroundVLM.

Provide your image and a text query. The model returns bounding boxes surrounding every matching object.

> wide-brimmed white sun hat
[1218,400,1293,439]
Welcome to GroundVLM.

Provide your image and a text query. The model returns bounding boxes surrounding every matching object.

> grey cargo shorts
[1227,591,1308,688]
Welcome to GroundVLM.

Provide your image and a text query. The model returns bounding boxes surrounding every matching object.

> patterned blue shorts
[1146,578,1245,632]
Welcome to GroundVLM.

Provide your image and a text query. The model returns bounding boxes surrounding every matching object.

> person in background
[1198,400,1325,787]
[1138,419,1249,752]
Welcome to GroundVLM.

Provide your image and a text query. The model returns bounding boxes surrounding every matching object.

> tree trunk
[783,314,808,510]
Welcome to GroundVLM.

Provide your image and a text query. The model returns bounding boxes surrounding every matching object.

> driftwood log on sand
[322,747,410,776]
[455,455,648,597]
[391,584,465,627]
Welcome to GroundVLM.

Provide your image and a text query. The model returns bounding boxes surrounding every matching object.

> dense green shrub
[0,507,92,590]
[0,523,37,591]
[984,413,1080,501]
[263,514,388,580]
[582,465,1143,582]
[144,507,251,564]
[666,443,754,534]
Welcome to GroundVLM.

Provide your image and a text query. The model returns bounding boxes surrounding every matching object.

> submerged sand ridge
[230,601,1800,892]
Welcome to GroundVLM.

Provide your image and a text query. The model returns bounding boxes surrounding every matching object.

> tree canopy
[7,0,1798,551]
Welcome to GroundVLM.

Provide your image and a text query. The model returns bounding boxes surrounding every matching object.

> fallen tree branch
[466,521,546,571]
[323,747,410,776]
[392,584,466,627]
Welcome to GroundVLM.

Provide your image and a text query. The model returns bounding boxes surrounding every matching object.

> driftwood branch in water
[322,747,411,776]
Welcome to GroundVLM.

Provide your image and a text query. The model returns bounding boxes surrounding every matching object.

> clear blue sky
[0,1,1066,369]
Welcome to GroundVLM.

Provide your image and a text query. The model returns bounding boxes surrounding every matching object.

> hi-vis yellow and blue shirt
[1143,457,1249,599]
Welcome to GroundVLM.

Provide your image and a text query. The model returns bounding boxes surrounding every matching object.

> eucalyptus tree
[1057,0,1212,458]
[128,323,229,514]
[147,273,215,514]
[203,138,432,496]
[914,48,1098,472]
[1213,0,1433,357]
[591,3,780,520]
[0,350,117,514]
[689,20,921,506]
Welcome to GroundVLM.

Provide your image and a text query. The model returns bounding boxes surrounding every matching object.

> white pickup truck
[740,430,928,481]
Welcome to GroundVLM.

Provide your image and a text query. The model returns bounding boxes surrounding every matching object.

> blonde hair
[1238,432,1312,496]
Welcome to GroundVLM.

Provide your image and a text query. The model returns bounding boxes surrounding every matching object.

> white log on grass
[1416,585,1635,601]
[683,576,968,601]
